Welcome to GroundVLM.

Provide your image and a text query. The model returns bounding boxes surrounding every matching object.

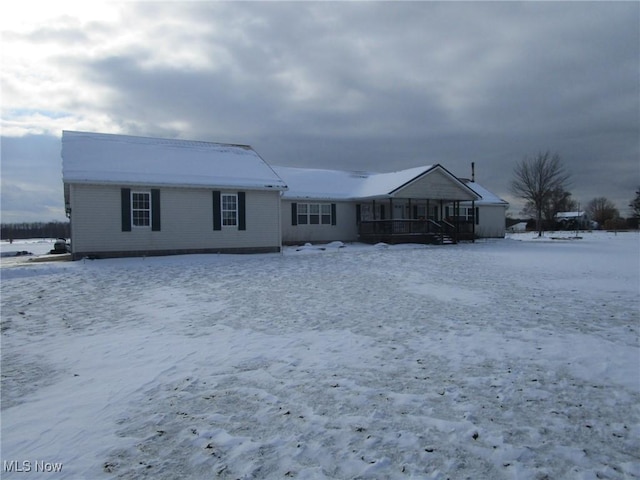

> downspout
[278,190,284,254]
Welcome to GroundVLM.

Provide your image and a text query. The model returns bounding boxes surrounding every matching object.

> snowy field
[1,232,639,479]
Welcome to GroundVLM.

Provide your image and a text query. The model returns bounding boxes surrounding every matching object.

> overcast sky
[1,1,638,222]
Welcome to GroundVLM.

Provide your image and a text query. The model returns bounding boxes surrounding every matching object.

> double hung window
[222,194,238,227]
[460,206,476,222]
[297,203,332,225]
[132,192,151,227]
[121,188,160,232]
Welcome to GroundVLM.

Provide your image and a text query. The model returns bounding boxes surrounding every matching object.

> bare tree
[511,151,571,237]
[586,197,619,227]
[521,187,577,229]
[630,188,640,219]
[545,187,578,227]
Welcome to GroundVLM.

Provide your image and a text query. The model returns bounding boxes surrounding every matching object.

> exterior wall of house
[474,204,507,238]
[68,183,282,258]
[395,169,477,200]
[281,200,358,244]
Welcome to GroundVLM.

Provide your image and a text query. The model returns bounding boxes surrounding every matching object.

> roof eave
[388,164,481,201]
[63,178,288,191]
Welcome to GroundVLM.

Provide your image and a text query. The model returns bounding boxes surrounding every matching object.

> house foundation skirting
[359,233,452,245]
[71,246,281,260]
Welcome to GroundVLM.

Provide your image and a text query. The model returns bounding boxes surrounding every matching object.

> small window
[132,192,150,227]
[463,206,475,222]
[321,204,331,224]
[222,194,237,226]
[297,203,308,225]
[309,204,320,224]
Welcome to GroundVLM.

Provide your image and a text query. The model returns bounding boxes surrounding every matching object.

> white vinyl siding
[472,204,507,238]
[395,169,477,201]
[282,200,356,244]
[68,184,281,255]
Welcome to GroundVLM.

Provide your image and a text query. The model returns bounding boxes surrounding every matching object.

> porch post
[389,198,394,235]
[408,198,412,233]
[472,199,476,243]
[455,200,460,242]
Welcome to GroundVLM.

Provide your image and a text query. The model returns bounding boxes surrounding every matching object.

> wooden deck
[358,219,475,245]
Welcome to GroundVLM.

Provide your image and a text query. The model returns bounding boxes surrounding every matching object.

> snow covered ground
[1,232,639,479]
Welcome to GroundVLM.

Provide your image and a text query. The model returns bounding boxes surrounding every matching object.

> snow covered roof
[273,164,479,201]
[272,166,371,200]
[61,131,287,191]
[555,211,586,219]
[507,222,529,232]
[461,180,509,206]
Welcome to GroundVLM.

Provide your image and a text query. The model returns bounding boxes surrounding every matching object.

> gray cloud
[1,1,638,220]
[1,135,65,221]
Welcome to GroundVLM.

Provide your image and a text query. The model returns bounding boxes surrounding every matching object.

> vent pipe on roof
[471,162,475,182]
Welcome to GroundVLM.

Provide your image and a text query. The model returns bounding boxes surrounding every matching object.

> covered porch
[357,198,477,245]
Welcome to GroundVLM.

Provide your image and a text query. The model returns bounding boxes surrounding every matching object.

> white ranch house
[62,131,507,259]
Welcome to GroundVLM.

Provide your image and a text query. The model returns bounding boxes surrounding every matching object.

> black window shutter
[445,206,450,218]
[121,188,131,232]
[291,203,298,226]
[331,203,337,226]
[380,205,385,220]
[151,189,161,231]
[238,192,246,230]
[213,191,221,231]
[356,204,361,224]
[413,205,418,219]
[475,207,480,225]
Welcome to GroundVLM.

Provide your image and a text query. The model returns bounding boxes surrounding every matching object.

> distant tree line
[511,152,639,233]
[1,222,70,241]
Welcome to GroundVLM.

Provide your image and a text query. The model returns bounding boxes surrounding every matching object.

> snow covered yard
[1,232,639,479]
